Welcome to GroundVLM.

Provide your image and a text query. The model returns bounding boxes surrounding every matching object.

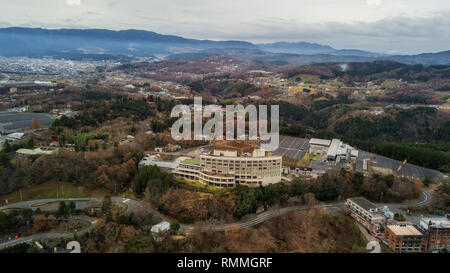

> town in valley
[0,0,448,255]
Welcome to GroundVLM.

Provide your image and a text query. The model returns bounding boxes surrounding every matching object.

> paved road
[0,198,99,211]
[0,189,432,249]
[0,215,98,250]
[357,150,443,180]
[416,190,432,206]
[180,203,342,232]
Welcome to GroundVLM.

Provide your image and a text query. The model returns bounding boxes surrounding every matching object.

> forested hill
[279,61,450,82]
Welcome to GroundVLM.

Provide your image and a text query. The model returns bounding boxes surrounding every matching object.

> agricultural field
[1,181,109,204]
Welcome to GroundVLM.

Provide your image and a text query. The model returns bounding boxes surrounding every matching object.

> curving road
[0,189,432,249]
[0,215,98,250]
[180,203,343,232]
[415,189,432,206]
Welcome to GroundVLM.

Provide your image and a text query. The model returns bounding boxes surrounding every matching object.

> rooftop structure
[346,197,384,219]
[6,132,25,141]
[138,155,180,169]
[16,148,56,156]
[151,221,170,235]
[420,217,450,230]
[213,150,237,157]
[387,225,423,236]
[309,138,331,147]
[252,149,265,157]
[385,224,425,252]
[308,138,357,162]
[327,139,341,161]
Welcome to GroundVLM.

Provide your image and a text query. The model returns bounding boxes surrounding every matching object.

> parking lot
[357,150,443,180]
[271,136,309,160]
[267,136,444,180]
[0,112,54,133]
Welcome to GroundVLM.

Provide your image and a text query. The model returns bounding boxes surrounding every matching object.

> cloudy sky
[1,0,449,54]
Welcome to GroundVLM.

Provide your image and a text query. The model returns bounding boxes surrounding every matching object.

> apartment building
[345,197,391,237]
[172,149,282,188]
[385,224,426,253]
[420,217,450,251]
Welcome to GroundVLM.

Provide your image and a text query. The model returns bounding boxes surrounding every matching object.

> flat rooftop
[348,197,378,212]
[421,217,450,228]
[387,225,423,236]
[309,138,331,147]
[16,148,55,155]
[327,139,341,158]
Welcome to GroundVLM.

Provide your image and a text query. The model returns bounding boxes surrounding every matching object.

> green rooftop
[182,159,200,165]
[16,148,55,156]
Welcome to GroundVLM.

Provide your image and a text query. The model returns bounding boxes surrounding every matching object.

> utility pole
[20,190,22,201]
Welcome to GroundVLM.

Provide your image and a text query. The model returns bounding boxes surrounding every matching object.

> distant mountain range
[258,42,382,57]
[168,48,450,66]
[0,27,254,58]
[0,27,449,65]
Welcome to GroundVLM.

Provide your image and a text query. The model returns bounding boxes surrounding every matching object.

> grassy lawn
[283,155,314,168]
[120,191,138,200]
[324,80,344,88]
[371,166,394,175]
[304,153,321,161]
[380,242,394,253]
[283,157,303,167]
[294,153,321,168]
[1,181,110,204]
[381,80,398,89]
[179,179,229,195]
[295,74,320,84]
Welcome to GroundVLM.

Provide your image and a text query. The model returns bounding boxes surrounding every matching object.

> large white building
[6,132,25,141]
[309,138,331,156]
[173,149,282,188]
[309,138,358,162]
[138,155,181,169]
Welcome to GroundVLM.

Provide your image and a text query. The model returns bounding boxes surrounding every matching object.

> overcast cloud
[1,0,449,54]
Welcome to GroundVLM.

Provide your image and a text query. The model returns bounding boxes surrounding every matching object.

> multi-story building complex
[420,217,450,251]
[345,197,392,237]
[346,198,449,252]
[384,224,426,252]
[309,138,358,162]
[173,149,282,188]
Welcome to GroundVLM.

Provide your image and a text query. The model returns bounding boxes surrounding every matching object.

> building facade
[384,224,425,253]
[173,149,282,188]
[308,138,331,156]
[345,197,391,237]
[420,217,450,251]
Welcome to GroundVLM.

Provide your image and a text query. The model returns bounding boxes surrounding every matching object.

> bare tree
[31,117,42,130]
